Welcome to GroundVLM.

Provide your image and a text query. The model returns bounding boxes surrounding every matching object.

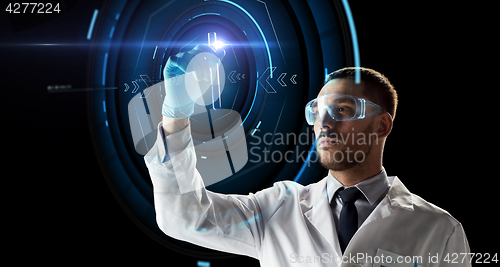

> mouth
[318,137,340,147]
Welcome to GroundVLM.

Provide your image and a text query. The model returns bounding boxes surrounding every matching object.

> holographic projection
[84,0,359,263]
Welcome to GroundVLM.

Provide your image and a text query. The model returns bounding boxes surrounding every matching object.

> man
[145,46,470,266]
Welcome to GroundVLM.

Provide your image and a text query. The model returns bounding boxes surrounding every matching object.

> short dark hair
[325,67,398,120]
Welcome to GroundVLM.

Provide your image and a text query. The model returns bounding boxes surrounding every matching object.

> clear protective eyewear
[305,94,383,125]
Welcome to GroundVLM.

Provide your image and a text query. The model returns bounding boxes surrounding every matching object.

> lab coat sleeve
[144,122,276,259]
[439,223,471,267]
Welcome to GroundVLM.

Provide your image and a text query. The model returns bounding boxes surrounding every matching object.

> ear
[376,112,393,139]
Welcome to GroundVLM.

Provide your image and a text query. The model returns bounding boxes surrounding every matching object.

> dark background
[2,0,496,265]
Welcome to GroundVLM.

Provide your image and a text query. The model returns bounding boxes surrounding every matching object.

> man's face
[314,79,378,171]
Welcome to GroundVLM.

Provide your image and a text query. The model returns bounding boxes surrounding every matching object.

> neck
[329,159,382,187]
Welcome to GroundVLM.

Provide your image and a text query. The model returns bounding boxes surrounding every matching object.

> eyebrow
[315,95,354,106]
[333,97,351,104]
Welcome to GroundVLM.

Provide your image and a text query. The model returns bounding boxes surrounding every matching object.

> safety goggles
[305,94,383,125]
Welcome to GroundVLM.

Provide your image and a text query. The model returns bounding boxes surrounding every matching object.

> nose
[319,110,337,130]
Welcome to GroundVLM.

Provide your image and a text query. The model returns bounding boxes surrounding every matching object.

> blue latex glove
[162,44,225,118]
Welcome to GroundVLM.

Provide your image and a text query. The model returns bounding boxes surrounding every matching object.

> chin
[317,146,368,171]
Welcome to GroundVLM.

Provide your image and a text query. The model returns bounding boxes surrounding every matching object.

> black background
[2,0,497,265]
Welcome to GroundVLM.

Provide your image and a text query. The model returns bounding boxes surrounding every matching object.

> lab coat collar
[357,176,414,230]
[386,176,413,211]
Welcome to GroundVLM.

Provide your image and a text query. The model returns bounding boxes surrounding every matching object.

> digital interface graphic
[3,0,360,265]
[85,0,357,263]
[82,0,359,263]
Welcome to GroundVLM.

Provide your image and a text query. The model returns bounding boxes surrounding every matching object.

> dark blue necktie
[337,187,363,254]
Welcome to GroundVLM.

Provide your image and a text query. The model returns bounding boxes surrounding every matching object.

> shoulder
[408,192,470,252]
[410,192,462,228]
[389,177,462,235]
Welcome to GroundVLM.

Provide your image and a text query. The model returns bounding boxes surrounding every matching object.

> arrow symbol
[124,83,130,92]
[131,81,140,93]
[236,73,241,80]
[258,67,277,93]
[140,74,153,87]
[290,74,297,84]
[241,74,245,79]
[228,70,236,83]
[277,72,287,87]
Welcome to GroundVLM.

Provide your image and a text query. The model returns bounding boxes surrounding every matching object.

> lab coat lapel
[345,177,415,264]
[300,178,342,256]
[358,176,414,229]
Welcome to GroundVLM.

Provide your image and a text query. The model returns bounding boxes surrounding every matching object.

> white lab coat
[145,124,470,267]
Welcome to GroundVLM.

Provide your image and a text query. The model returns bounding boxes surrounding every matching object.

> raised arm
[144,43,283,258]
